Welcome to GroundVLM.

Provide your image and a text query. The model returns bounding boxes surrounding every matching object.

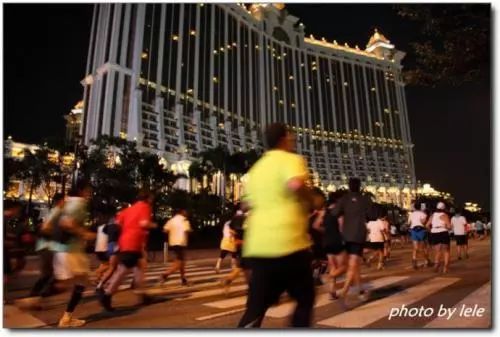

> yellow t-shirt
[242,149,311,258]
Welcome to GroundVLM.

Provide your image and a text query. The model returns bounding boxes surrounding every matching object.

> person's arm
[425,214,433,229]
[312,209,326,232]
[59,215,95,241]
[441,214,451,230]
[285,156,312,207]
[338,215,344,233]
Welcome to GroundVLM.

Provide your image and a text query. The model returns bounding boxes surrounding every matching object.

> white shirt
[95,224,108,252]
[431,211,449,233]
[164,214,191,247]
[451,215,467,236]
[366,220,386,242]
[409,210,427,229]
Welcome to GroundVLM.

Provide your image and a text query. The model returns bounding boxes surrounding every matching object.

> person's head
[69,179,92,199]
[455,208,463,216]
[348,178,361,193]
[52,193,64,207]
[137,189,155,205]
[264,123,295,152]
[326,192,338,208]
[436,201,446,211]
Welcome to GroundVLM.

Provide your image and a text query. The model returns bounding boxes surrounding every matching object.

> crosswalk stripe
[201,273,368,310]
[317,277,460,328]
[204,295,248,309]
[178,283,247,301]
[266,276,408,318]
[195,308,246,321]
[425,282,491,328]
[89,266,218,281]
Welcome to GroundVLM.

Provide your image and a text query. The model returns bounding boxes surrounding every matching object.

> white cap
[437,202,446,210]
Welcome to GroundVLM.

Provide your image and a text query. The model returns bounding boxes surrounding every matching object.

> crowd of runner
[3,122,491,328]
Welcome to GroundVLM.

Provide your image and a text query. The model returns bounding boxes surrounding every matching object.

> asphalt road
[4,237,491,329]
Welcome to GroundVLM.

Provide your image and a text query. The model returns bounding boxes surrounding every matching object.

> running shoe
[58,317,86,328]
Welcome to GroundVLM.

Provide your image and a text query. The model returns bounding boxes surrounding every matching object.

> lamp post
[71,135,82,190]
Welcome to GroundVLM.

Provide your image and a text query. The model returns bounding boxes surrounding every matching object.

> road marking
[425,281,491,328]
[266,276,409,318]
[317,277,460,328]
[204,295,248,309]
[89,266,223,281]
[195,308,246,321]
[177,283,247,300]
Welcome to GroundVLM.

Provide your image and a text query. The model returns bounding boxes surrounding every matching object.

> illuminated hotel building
[81,3,416,207]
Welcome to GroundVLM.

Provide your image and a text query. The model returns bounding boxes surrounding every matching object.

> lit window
[213,77,218,83]
[289,75,294,80]
[273,86,278,91]
[308,85,312,90]
[141,52,148,59]
[172,35,179,41]
[190,30,196,36]
[344,82,348,86]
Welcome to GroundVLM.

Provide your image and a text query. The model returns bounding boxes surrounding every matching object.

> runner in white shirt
[159,208,192,286]
[408,203,432,270]
[364,208,388,270]
[426,202,452,274]
[451,210,468,260]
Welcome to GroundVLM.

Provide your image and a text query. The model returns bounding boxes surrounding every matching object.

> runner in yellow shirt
[238,123,314,328]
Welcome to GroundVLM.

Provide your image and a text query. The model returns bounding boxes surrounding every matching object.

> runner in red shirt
[98,190,156,311]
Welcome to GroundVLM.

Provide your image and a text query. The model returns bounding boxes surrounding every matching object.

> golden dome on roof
[367,28,390,47]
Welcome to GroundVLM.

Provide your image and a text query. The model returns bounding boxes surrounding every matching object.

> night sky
[3,3,491,209]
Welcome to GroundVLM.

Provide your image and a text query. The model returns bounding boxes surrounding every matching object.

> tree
[16,146,60,214]
[395,4,490,86]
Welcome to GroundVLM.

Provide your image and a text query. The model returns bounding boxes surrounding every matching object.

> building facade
[64,101,83,145]
[81,3,416,208]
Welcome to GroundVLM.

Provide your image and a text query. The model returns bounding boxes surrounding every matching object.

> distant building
[4,138,74,204]
[80,3,416,208]
[64,101,83,145]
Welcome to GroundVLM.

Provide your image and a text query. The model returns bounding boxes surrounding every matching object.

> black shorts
[429,232,451,246]
[220,249,238,259]
[345,242,364,257]
[366,242,384,251]
[324,243,345,255]
[171,245,186,261]
[455,235,468,246]
[477,229,485,235]
[118,251,143,268]
[95,252,109,262]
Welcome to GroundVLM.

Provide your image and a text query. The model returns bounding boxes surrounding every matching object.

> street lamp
[71,134,82,190]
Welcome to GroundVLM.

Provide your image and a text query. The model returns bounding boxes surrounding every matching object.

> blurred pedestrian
[215,214,238,274]
[238,123,314,328]
[159,208,192,286]
[98,190,156,311]
[426,202,452,274]
[451,209,469,260]
[52,180,95,328]
[29,193,64,298]
[317,192,346,300]
[408,203,432,270]
[331,177,375,302]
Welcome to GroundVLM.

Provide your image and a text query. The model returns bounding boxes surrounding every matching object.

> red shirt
[116,201,152,252]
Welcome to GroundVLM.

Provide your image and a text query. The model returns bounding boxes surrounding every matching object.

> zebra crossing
[85,261,242,296]
[191,274,490,328]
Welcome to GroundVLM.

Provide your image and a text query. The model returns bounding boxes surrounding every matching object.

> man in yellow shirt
[238,123,314,328]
